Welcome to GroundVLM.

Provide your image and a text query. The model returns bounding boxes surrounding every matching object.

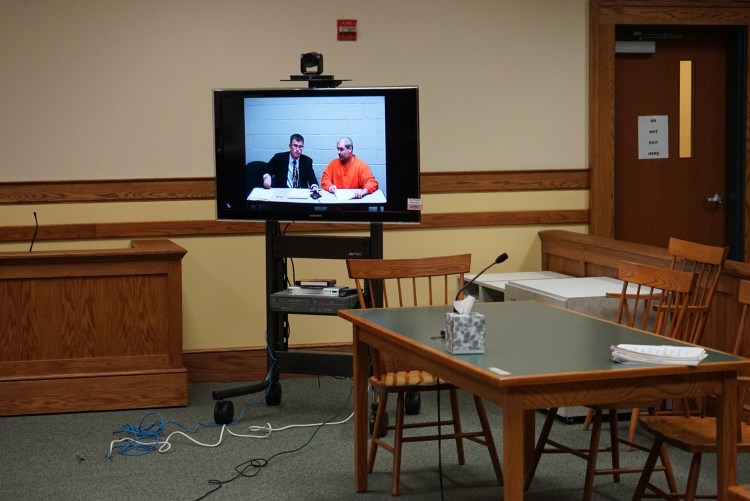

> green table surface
[343,300,743,382]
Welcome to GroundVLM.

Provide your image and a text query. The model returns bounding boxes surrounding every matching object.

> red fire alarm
[337,19,357,41]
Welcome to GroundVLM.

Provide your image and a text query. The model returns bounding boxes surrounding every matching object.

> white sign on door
[638,115,669,159]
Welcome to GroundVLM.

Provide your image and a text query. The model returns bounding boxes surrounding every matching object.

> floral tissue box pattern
[444,312,485,354]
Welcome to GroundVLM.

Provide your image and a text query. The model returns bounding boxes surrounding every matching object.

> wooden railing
[539,230,750,354]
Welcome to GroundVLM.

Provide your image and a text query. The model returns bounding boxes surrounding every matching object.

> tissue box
[445,312,485,354]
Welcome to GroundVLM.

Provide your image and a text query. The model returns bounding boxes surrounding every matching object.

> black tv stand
[211,220,383,423]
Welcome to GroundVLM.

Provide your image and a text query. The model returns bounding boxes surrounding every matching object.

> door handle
[703,193,725,211]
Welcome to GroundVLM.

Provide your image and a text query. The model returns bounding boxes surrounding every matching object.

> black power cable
[195,386,353,500]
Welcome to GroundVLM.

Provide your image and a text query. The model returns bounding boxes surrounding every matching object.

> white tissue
[453,294,476,315]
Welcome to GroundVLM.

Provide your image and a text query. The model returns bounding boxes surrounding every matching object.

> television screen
[213,86,420,224]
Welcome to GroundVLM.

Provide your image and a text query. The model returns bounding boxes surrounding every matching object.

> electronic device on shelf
[270,290,359,314]
[213,86,421,224]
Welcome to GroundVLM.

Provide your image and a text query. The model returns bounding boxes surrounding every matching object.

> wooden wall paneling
[0,374,188,416]
[588,0,616,238]
[0,210,590,244]
[421,169,588,193]
[183,344,352,383]
[0,178,215,204]
[0,170,588,205]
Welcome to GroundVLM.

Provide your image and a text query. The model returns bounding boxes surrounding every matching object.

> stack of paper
[333,189,357,201]
[611,344,708,366]
[247,189,274,201]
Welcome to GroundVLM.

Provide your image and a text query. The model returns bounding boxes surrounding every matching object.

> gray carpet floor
[1,376,747,500]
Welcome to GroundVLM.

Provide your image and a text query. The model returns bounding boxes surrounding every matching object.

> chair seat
[639,415,750,453]
[372,370,454,390]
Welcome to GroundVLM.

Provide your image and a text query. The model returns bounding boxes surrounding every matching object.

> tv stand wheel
[405,391,421,415]
[369,409,389,437]
[214,400,234,425]
[266,381,282,406]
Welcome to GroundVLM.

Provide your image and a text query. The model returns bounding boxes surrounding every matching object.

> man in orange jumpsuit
[320,137,378,199]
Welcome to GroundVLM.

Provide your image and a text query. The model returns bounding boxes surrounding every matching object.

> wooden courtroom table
[339,301,750,500]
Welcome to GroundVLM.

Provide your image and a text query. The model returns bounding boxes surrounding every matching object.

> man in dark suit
[262,133,319,191]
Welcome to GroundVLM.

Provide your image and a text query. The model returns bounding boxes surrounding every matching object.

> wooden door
[614,27,731,248]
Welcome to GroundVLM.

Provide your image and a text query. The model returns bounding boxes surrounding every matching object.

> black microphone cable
[29,211,38,252]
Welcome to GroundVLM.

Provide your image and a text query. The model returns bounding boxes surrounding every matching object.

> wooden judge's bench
[539,230,750,355]
[0,240,188,416]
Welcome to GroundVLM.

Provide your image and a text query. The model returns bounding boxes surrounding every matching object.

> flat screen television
[213,86,420,224]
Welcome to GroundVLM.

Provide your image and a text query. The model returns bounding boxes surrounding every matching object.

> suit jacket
[266,152,318,189]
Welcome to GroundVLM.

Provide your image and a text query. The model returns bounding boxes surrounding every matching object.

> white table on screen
[247,187,387,204]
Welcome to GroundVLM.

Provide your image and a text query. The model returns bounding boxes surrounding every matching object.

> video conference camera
[300,52,324,75]
[284,52,348,88]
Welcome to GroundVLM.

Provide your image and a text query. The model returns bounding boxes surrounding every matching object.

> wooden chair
[526,261,698,501]
[633,279,750,500]
[346,254,503,496]
[665,237,728,345]
[581,238,728,436]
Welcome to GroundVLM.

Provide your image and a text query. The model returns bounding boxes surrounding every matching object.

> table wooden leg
[503,402,525,499]
[353,328,369,492]
[717,372,739,501]
[524,409,536,478]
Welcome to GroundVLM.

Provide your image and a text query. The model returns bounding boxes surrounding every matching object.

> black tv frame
[213,86,420,224]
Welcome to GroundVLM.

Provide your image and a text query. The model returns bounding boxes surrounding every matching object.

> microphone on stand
[455,252,509,303]
[436,252,509,338]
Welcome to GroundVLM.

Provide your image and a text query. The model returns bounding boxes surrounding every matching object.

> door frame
[589,0,749,260]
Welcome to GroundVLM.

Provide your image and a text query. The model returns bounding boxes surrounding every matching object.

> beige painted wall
[0,0,587,181]
[0,0,589,350]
